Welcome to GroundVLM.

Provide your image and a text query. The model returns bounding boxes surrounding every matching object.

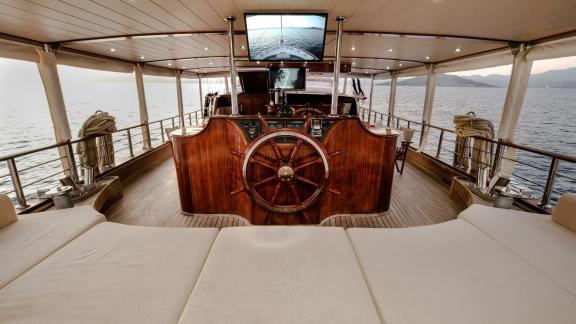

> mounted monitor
[269,67,306,90]
[245,13,328,62]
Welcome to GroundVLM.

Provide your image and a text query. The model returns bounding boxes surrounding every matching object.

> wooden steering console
[241,117,329,219]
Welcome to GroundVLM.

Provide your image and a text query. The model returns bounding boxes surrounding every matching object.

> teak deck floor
[105,158,462,228]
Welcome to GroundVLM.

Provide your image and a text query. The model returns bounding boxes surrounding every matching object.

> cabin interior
[1,1,576,323]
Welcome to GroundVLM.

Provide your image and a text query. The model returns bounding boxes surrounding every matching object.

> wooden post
[36,46,74,178]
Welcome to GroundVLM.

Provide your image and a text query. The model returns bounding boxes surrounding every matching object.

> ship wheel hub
[278,165,294,181]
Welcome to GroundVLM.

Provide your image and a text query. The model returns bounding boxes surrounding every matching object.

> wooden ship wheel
[241,118,329,222]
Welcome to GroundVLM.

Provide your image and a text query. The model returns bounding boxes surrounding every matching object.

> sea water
[1,79,574,203]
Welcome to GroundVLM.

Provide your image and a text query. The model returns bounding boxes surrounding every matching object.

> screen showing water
[245,13,327,61]
[269,67,306,89]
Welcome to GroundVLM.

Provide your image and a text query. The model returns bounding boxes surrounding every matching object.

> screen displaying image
[245,13,327,61]
[269,67,306,89]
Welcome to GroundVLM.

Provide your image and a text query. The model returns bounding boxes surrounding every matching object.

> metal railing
[0,110,203,209]
[359,106,576,208]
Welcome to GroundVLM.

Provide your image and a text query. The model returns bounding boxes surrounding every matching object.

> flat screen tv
[269,67,306,90]
[245,13,328,62]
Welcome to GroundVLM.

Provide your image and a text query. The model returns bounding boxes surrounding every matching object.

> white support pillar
[330,16,345,116]
[175,70,185,128]
[417,64,437,152]
[198,73,204,116]
[498,45,533,140]
[489,45,533,187]
[367,74,375,121]
[36,47,74,177]
[387,72,397,127]
[134,63,151,149]
[226,16,239,116]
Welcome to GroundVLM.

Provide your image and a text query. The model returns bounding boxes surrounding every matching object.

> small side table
[46,186,74,209]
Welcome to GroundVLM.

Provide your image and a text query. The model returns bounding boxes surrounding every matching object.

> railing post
[396,118,400,129]
[7,158,28,209]
[540,157,559,207]
[126,129,135,158]
[195,111,199,125]
[171,117,175,128]
[188,113,192,126]
[436,129,444,158]
[160,120,165,142]
[144,123,152,149]
[407,121,411,129]
[65,141,79,183]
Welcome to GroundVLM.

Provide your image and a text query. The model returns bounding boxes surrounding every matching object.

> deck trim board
[104,159,462,228]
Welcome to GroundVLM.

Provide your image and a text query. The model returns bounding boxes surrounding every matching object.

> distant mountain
[375,67,576,89]
[376,74,495,88]
[461,67,576,88]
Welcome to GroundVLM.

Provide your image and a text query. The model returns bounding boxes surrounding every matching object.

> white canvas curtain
[417,65,437,153]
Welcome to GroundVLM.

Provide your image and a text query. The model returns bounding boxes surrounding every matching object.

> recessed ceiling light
[165,49,170,52]
[399,63,403,67]
[304,61,308,64]
[387,48,394,52]
[183,66,186,69]
[195,69,199,72]
[140,55,145,59]
[386,66,390,70]
[425,56,431,60]
[352,62,356,66]
[241,45,246,50]
[454,48,463,52]
[256,61,260,64]
[209,62,213,65]
[204,47,208,51]
[351,46,356,51]
[110,48,116,52]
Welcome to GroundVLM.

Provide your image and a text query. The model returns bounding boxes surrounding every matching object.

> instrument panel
[235,117,336,142]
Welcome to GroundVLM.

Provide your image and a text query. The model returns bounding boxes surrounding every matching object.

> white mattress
[0,222,218,324]
[0,206,105,289]
[178,226,382,324]
[459,204,576,296]
[348,220,576,324]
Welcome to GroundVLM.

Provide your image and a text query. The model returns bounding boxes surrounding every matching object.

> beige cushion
[459,204,576,296]
[178,226,381,324]
[0,194,17,229]
[0,222,218,324]
[0,206,105,289]
[348,220,576,324]
[552,195,576,233]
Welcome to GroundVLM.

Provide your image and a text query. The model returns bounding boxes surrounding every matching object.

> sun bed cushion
[459,204,576,297]
[348,220,576,324]
[0,205,105,289]
[0,222,218,324]
[178,226,382,324]
[552,194,576,233]
[0,194,17,229]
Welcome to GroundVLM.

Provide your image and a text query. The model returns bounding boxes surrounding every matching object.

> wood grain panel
[172,116,397,224]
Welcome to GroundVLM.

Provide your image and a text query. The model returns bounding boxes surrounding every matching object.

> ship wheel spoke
[300,210,311,223]
[250,158,276,170]
[294,157,323,171]
[254,176,276,187]
[271,182,283,203]
[288,139,304,162]
[268,139,283,161]
[294,175,320,189]
[288,183,301,203]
